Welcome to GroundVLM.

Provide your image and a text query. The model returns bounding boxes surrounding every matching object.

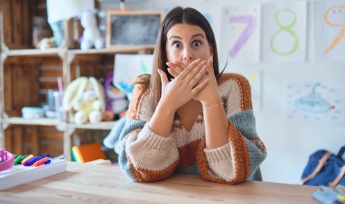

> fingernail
[157,69,161,74]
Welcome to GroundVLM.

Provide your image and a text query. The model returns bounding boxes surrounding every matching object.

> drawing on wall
[113,54,153,95]
[295,83,333,113]
[284,81,345,125]
[220,4,261,63]
[314,0,345,62]
[262,2,307,62]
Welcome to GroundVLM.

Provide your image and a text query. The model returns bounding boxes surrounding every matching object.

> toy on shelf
[80,10,104,50]
[102,71,128,121]
[63,77,105,124]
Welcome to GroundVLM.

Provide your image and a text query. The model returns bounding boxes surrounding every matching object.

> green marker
[14,155,23,165]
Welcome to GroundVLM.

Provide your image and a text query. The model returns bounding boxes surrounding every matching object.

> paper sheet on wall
[113,54,153,97]
[284,81,345,125]
[314,0,345,62]
[220,4,261,63]
[47,0,95,23]
[262,2,307,62]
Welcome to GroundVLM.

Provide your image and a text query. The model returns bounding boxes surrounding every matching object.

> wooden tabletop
[0,162,318,204]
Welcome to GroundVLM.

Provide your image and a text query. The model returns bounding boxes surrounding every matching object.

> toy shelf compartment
[2,55,64,156]
[4,125,63,157]
[64,47,154,125]
[68,129,118,163]
[1,0,49,50]
[3,56,63,118]
[1,0,80,53]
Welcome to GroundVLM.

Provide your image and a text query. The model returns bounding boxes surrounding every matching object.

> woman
[118,6,266,184]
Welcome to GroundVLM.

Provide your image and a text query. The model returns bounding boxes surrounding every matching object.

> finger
[167,68,178,78]
[166,62,184,75]
[178,59,201,79]
[158,69,169,87]
[171,61,187,72]
[188,64,207,88]
[184,60,206,83]
[191,78,209,97]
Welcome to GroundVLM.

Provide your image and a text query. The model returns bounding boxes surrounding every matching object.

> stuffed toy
[63,77,105,124]
[36,37,56,50]
[102,71,128,121]
[103,73,134,153]
[80,11,104,50]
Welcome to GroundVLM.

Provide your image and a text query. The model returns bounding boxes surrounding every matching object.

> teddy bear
[80,11,104,50]
[63,77,105,124]
[102,71,128,121]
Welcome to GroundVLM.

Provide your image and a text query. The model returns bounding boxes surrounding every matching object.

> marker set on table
[13,154,52,167]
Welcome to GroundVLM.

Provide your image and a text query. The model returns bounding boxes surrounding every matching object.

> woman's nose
[183,47,193,60]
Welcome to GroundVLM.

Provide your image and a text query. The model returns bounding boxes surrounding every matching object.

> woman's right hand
[158,59,208,111]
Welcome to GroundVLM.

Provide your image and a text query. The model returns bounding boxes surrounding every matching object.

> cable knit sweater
[118,73,267,184]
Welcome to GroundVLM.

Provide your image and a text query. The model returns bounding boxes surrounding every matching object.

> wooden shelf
[67,46,154,55]
[7,118,117,130]
[3,48,64,57]
[65,121,117,130]
[7,117,62,126]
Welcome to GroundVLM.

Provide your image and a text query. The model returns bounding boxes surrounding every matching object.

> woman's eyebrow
[191,33,205,39]
[168,33,205,40]
[169,35,181,40]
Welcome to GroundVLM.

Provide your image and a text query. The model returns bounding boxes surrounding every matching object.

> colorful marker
[33,157,50,167]
[21,154,33,164]
[23,156,40,166]
[13,155,23,165]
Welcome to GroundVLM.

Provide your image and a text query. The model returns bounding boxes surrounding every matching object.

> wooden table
[0,162,318,203]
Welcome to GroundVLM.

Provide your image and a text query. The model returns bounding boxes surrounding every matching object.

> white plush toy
[80,11,104,50]
[63,77,105,124]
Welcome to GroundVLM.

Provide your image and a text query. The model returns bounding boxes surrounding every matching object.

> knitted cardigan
[118,73,267,184]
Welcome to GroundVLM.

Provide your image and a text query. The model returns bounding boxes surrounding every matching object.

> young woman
[118,6,266,184]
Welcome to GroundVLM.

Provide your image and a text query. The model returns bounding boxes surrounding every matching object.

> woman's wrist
[204,102,224,110]
[156,99,177,116]
[201,94,222,108]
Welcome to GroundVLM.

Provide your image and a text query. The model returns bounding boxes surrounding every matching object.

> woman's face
[165,23,212,65]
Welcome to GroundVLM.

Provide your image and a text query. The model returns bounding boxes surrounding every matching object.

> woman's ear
[209,47,213,56]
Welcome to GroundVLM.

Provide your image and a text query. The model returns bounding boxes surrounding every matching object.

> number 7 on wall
[228,16,256,58]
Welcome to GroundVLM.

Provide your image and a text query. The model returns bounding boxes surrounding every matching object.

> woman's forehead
[167,23,205,39]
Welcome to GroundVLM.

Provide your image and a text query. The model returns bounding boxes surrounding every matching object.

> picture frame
[106,10,163,49]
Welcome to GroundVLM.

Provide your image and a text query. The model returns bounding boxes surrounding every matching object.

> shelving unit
[0,0,154,160]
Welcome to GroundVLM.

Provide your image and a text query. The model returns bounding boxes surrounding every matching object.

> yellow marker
[337,194,345,201]
[21,154,33,164]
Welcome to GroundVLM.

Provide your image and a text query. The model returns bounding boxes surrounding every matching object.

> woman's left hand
[166,56,219,103]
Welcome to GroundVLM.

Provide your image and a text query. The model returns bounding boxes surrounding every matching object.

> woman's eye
[192,41,201,46]
[173,42,181,48]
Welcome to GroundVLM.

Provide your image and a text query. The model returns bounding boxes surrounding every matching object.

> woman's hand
[166,57,219,104]
[158,59,208,111]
